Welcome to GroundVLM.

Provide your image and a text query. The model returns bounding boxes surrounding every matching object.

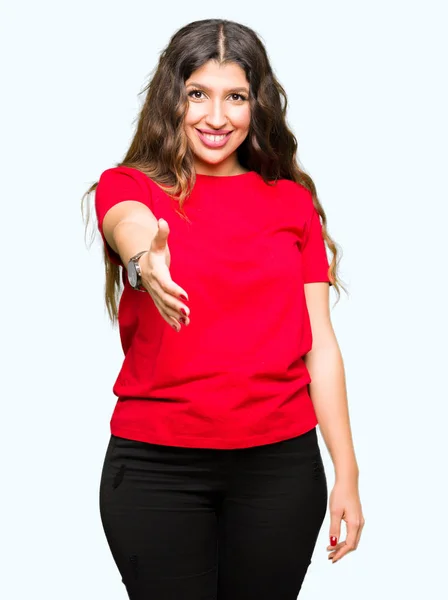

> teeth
[202,132,227,142]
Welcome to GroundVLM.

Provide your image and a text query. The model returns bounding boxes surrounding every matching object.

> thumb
[151,218,169,252]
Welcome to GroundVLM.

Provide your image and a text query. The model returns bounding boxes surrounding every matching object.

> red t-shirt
[95,166,331,449]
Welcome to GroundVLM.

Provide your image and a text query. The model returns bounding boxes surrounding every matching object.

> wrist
[335,466,359,484]
[127,250,149,290]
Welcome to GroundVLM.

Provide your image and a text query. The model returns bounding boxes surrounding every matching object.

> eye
[187,89,248,102]
[230,93,248,102]
[187,89,205,100]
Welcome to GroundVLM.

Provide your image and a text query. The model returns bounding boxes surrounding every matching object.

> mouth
[195,128,233,149]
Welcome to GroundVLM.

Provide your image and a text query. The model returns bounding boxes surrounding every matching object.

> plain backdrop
[1,0,447,598]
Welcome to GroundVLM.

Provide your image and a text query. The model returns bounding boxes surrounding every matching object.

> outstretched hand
[140,218,190,332]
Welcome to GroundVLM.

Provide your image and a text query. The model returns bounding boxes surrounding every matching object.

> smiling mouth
[195,129,233,148]
[196,129,233,137]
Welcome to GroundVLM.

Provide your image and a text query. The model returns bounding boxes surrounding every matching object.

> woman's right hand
[139,218,190,332]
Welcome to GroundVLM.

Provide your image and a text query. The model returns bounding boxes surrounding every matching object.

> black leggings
[99,427,328,599]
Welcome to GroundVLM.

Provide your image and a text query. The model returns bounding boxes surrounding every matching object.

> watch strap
[130,250,149,263]
[128,250,149,291]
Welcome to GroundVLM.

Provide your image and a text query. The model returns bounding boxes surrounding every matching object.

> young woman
[82,18,365,600]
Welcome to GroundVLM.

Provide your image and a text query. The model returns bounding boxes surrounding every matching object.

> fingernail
[180,294,188,302]
[330,536,337,547]
[180,308,187,315]
[172,324,179,332]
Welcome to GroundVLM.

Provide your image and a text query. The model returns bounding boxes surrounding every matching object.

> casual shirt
[94,166,331,449]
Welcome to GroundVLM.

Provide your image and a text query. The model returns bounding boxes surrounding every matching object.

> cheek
[185,104,201,127]
[229,106,251,132]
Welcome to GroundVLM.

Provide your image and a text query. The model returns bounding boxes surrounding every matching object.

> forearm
[304,340,359,483]
[102,202,159,266]
[112,220,155,266]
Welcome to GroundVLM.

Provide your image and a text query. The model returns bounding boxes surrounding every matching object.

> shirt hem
[110,418,319,450]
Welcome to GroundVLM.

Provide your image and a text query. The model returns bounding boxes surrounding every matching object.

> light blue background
[1,0,446,598]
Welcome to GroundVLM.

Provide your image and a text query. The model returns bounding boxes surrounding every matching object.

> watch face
[127,262,137,287]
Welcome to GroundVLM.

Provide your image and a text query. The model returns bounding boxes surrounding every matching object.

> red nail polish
[180,308,187,315]
[330,536,337,547]
[180,294,188,302]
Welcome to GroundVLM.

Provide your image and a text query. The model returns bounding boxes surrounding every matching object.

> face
[184,60,251,175]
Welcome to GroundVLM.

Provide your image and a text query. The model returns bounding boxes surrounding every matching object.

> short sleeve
[301,197,332,286]
[94,167,154,266]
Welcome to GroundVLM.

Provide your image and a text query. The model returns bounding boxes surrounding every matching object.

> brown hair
[81,18,347,324]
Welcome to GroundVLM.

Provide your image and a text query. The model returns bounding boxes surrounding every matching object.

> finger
[154,276,191,316]
[327,540,346,555]
[331,540,355,562]
[330,521,360,563]
[169,316,182,332]
[328,511,342,551]
[158,278,190,306]
[145,250,190,303]
[344,520,360,554]
[326,541,344,552]
[163,303,190,326]
[160,288,191,318]
[146,256,190,302]
[152,295,183,331]
[354,518,365,550]
[150,286,190,328]
[144,267,190,314]
[326,541,345,561]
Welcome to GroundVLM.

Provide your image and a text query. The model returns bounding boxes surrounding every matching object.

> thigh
[99,435,220,600]
[217,428,328,600]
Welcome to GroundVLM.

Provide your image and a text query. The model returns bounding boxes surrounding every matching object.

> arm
[303,282,359,482]
[304,282,365,562]
[298,192,364,561]
[102,201,190,329]
[95,168,189,329]
[94,167,160,266]
[102,200,159,266]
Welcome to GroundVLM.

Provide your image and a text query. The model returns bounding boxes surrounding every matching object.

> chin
[195,152,232,165]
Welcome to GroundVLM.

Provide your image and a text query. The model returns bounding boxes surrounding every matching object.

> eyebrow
[186,81,249,94]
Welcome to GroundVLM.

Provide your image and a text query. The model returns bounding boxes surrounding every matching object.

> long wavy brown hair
[81,18,347,324]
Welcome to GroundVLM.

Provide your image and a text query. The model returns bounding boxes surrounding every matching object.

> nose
[205,98,228,129]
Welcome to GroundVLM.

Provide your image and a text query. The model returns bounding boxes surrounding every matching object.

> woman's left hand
[326,478,365,563]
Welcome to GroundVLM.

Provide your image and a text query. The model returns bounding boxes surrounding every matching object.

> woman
[82,18,365,600]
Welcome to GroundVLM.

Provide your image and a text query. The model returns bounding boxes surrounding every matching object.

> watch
[127,250,148,291]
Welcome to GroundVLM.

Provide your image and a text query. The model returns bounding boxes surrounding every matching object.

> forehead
[185,60,249,90]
